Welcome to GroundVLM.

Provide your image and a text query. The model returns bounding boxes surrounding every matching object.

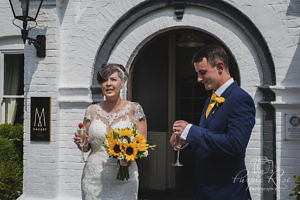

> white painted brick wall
[17,1,61,199]
[0,1,20,37]
[1,0,299,199]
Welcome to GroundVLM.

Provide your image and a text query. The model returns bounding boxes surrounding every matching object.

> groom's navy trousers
[186,82,255,200]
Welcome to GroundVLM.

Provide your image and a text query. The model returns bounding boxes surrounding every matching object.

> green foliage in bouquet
[290,175,300,200]
[0,124,23,200]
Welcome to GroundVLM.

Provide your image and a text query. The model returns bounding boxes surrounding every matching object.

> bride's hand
[73,131,81,146]
[73,131,89,147]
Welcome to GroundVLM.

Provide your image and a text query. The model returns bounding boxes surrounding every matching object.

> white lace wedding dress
[81,101,145,200]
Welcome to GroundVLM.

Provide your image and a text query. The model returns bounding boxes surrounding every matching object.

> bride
[74,63,147,200]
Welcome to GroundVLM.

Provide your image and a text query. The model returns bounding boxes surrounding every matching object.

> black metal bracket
[173,3,185,20]
[21,22,46,58]
[27,35,46,58]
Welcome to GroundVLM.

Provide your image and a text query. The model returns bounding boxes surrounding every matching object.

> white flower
[119,159,128,166]
[130,136,135,141]
[118,138,123,143]
[118,155,125,160]
[143,151,148,157]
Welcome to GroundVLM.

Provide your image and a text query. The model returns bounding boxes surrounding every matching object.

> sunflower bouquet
[103,123,155,181]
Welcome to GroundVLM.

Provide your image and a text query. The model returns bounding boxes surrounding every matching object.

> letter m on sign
[34,108,46,127]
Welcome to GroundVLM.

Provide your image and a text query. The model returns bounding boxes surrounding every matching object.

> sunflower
[135,135,147,150]
[134,133,146,144]
[118,128,134,138]
[123,142,138,161]
[108,139,123,157]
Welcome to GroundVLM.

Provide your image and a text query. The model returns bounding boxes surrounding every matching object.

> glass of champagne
[172,135,184,167]
[78,123,87,162]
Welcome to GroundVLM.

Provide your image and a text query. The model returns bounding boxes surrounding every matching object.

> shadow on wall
[287,0,300,15]
[282,0,300,86]
[23,23,46,119]
[57,0,69,24]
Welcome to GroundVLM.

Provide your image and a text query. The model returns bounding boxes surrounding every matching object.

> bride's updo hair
[97,63,128,84]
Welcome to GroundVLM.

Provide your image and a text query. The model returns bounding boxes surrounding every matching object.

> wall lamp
[9,0,46,58]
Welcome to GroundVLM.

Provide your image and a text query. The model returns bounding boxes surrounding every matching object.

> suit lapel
[199,97,210,126]
[202,82,238,127]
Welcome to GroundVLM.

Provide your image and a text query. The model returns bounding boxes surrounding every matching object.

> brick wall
[22,1,61,199]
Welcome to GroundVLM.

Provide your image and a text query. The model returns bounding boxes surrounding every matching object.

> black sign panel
[30,97,51,141]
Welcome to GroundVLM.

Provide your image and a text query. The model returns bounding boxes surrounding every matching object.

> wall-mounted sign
[285,114,300,140]
[30,97,51,141]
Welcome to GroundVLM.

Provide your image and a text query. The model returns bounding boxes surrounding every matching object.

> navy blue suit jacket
[186,82,255,200]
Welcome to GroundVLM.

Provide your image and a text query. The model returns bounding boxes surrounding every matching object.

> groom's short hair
[192,44,229,71]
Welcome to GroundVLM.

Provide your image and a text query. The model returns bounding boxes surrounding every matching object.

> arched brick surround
[92,1,276,199]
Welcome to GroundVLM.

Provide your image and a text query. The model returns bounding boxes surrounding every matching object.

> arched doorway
[92,1,277,199]
[128,28,240,199]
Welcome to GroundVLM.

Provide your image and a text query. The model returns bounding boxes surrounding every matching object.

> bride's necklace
[99,100,130,126]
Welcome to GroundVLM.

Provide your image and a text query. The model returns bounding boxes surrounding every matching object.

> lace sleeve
[134,103,145,122]
[84,105,91,121]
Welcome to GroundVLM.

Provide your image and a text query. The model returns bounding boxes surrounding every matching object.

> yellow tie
[206,93,217,118]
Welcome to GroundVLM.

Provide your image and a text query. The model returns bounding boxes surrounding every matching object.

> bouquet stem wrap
[117,160,129,181]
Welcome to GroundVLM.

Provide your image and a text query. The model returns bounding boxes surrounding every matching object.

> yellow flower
[108,139,123,157]
[211,96,226,108]
[138,143,148,152]
[215,97,225,104]
[106,129,115,142]
[134,133,146,144]
[210,96,226,115]
[133,133,148,150]
[118,128,134,138]
[123,142,138,161]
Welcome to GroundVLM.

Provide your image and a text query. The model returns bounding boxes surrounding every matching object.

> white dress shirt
[180,78,234,140]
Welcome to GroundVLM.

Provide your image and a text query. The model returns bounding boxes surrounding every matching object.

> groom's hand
[173,120,189,137]
[169,133,177,147]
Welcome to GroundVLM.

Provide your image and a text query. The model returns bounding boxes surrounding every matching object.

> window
[0,53,24,124]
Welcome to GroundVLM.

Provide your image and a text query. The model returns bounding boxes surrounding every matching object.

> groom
[170,44,255,200]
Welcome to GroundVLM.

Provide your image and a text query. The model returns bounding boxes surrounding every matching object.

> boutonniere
[210,96,225,115]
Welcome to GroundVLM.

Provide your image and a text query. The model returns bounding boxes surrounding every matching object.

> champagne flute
[172,135,184,167]
[78,123,87,162]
